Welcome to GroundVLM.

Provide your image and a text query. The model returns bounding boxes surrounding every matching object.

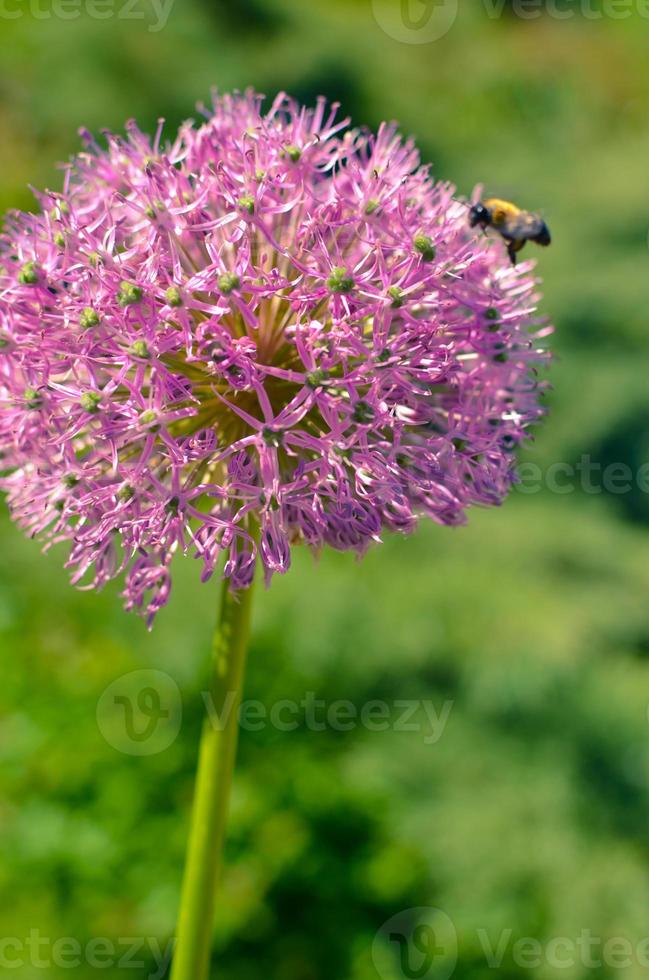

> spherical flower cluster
[0,91,550,624]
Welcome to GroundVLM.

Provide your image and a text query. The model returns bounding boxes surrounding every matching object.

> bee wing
[500,211,547,242]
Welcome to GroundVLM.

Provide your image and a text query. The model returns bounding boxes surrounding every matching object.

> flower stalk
[170,575,256,980]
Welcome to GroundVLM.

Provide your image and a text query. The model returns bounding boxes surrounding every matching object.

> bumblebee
[469,198,551,264]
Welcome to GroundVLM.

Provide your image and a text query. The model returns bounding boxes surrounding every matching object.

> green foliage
[1,3,649,978]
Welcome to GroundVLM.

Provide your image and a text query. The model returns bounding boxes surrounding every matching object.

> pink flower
[0,90,551,625]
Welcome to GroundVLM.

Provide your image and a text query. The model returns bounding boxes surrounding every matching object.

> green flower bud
[24,386,43,410]
[80,307,100,330]
[129,340,149,359]
[484,308,501,331]
[140,409,159,430]
[284,145,301,162]
[262,427,283,447]
[165,286,183,307]
[218,272,240,295]
[388,286,404,308]
[18,261,39,285]
[238,195,255,215]
[306,369,330,390]
[352,401,375,424]
[365,198,380,215]
[117,484,134,502]
[414,234,436,261]
[53,232,66,248]
[117,281,143,306]
[326,267,354,294]
[80,391,101,413]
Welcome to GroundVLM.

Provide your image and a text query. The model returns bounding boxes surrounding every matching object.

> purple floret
[0,90,551,625]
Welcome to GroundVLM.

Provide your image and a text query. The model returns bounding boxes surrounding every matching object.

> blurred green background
[2,1,649,978]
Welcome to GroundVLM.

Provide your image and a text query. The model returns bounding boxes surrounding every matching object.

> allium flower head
[0,90,550,624]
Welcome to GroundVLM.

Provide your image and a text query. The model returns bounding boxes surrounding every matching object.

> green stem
[170,576,255,980]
